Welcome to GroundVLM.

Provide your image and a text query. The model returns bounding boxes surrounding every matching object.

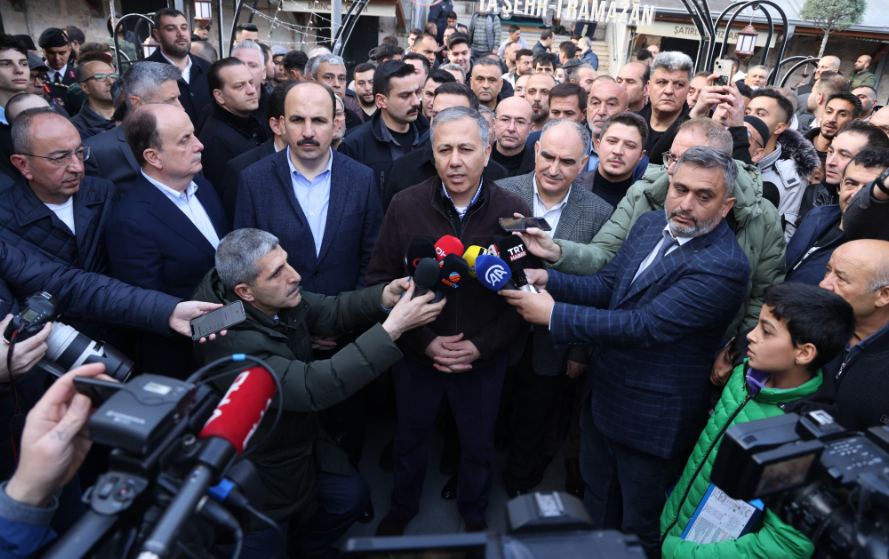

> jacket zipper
[660,392,754,543]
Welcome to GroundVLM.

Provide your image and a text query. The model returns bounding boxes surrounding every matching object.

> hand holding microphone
[383,282,447,341]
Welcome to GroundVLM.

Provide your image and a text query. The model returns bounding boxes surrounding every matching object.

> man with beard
[585,112,648,209]
[501,147,749,559]
[339,61,421,199]
[805,92,860,161]
[107,103,229,378]
[232,40,272,137]
[850,54,876,90]
[197,58,266,194]
[470,58,503,110]
[526,73,555,131]
[353,63,376,118]
[583,79,630,171]
[147,8,211,127]
[421,70,456,121]
[616,61,649,112]
[410,33,439,69]
[799,72,849,131]
[491,96,535,177]
[852,85,878,121]
[636,52,692,165]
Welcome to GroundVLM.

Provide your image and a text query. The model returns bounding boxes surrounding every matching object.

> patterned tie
[634,233,679,283]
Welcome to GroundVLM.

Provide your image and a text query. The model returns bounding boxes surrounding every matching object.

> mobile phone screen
[499,217,553,232]
[189,300,246,340]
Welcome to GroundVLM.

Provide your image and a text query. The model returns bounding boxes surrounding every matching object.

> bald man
[819,240,889,432]
[851,54,876,90]
[869,106,889,136]
[796,55,840,98]
[491,96,536,177]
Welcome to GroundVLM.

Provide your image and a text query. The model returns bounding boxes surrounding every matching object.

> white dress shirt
[632,225,693,282]
[142,171,219,248]
[45,64,68,84]
[532,177,570,237]
[161,51,192,84]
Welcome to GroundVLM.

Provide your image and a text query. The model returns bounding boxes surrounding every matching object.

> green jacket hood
[637,161,765,229]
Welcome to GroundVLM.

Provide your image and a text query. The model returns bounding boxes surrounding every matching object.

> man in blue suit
[234,81,383,489]
[234,81,383,298]
[106,104,229,378]
[502,147,750,558]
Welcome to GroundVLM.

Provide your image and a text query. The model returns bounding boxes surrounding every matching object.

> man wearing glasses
[69,60,118,133]
[491,96,535,177]
[2,107,115,284]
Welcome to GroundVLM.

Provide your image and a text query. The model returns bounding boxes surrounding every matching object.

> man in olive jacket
[520,118,785,335]
[193,228,444,559]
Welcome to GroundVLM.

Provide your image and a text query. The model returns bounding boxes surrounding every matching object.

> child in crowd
[660,282,855,558]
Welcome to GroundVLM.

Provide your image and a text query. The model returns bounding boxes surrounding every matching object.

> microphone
[486,235,508,258]
[142,367,275,558]
[412,257,442,300]
[435,235,464,262]
[462,245,487,278]
[493,236,539,292]
[437,254,469,296]
[475,254,513,291]
[405,238,436,276]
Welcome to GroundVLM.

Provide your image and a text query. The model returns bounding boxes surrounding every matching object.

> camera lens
[44,322,134,382]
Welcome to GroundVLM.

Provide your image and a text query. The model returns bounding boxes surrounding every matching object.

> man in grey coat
[495,119,613,498]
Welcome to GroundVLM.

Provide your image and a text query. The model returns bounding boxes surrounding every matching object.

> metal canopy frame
[713,0,790,85]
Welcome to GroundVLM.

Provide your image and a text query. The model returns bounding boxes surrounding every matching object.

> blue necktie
[634,234,679,283]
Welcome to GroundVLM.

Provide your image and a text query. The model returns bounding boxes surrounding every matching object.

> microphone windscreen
[475,254,513,291]
[494,235,534,287]
[486,235,508,258]
[462,245,487,278]
[199,366,276,455]
[434,235,465,262]
[437,254,469,292]
[413,257,441,291]
[405,238,436,276]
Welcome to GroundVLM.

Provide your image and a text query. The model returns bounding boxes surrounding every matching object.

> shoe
[503,470,529,499]
[358,501,374,524]
[375,510,413,537]
[379,438,394,472]
[465,519,488,532]
[565,458,584,499]
[441,474,458,500]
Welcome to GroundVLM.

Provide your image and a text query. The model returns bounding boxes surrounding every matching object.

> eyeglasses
[496,116,530,128]
[663,150,679,167]
[81,73,119,84]
[21,146,90,168]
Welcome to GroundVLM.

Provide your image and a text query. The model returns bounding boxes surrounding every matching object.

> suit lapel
[139,177,216,257]
[516,174,535,210]
[554,187,582,240]
[117,126,140,172]
[615,214,669,307]
[194,181,228,241]
[317,152,345,263]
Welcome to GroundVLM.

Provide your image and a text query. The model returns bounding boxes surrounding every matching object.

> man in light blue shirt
[286,145,332,256]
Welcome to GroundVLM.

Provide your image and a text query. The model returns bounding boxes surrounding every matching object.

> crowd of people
[0,7,888,559]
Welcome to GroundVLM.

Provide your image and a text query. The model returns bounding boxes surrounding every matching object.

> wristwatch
[876,167,889,197]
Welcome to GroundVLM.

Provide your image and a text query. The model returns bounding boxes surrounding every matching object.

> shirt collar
[161,51,191,74]
[379,118,418,147]
[662,224,694,246]
[141,170,198,199]
[0,105,7,126]
[286,146,333,180]
[532,176,571,211]
[442,178,483,217]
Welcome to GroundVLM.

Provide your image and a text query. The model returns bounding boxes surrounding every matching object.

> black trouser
[506,339,564,479]
[390,356,507,524]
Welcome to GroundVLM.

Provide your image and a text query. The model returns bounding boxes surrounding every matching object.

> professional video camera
[344,492,646,558]
[3,292,134,381]
[710,410,889,559]
[40,354,283,559]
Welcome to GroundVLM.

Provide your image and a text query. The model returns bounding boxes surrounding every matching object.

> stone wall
[1,0,111,43]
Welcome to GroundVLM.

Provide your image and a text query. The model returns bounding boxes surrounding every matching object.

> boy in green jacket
[659,282,856,558]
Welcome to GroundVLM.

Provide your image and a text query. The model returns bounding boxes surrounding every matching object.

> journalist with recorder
[193,228,445,559]
[501,147,750,558]
[365,106,530,536]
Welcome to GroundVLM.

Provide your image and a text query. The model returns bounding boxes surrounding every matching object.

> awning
[637,20,776,47]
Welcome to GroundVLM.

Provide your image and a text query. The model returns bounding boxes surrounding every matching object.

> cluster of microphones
[404,234,540,301]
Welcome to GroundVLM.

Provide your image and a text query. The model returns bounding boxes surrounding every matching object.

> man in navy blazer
[502,147,750,558]
[147,8,212,127]
[234,81,382,298]
[106,104,229,379]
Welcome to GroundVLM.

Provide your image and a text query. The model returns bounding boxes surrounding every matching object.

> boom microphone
[405,238,436,276]
[435,235,464,262]
[462,245,487,278]
[412,257,442,300]
[475,254,513,291]
[141,367,276,557]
